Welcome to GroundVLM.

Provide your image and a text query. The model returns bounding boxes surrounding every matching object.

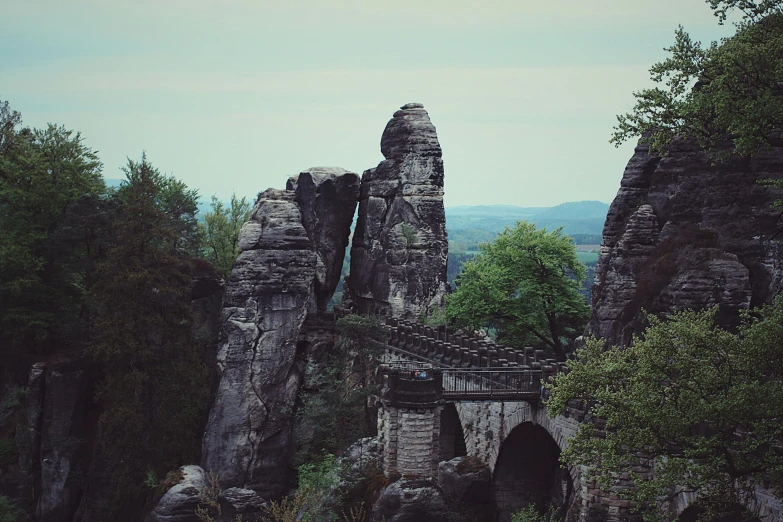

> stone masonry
[375,318,783,522]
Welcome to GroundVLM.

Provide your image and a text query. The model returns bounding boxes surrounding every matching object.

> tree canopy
[445,222,590,361]
[89,154,208,517]
[611,0,783,159]
[0,103,105,366]
[200,193,252,278]
[546,298,783,521]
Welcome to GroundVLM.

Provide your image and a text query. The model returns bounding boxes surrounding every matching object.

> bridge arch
[493,421,570,522]
[439,403,468,461]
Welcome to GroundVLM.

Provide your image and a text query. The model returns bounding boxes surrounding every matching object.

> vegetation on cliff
[296,315,386,464]
[0,100,218,520]
[612,0,783,160]
[445,222,590,361]
[547,297,783,521]
[200,193,252,278]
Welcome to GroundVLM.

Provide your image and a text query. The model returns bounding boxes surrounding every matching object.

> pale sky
[2,0,736,206]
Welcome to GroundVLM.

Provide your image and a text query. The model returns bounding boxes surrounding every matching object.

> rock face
[287,167,360,311]
[36,363,88,522]
[201,189,317,497]
[344,103,449,320]
[589,137,783,346]
[438,456,491,508]
[145,466,207,522]
[370,478,449,522]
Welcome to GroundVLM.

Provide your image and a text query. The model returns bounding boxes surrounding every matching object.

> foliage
[546,297,783,521]
[511,504,559,522]
[0,494,23,522]
[89,154,208,517]
[611,0,783,160]
[263,456,340,522]
[195,472,223,522]
[296,316,386,463]
[0,100,105,366]
[445,221,590,361]
[200,193,252,278]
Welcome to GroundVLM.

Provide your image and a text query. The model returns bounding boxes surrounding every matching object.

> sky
[2,0,738,207]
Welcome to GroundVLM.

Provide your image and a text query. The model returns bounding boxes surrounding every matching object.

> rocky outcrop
[589,137,783,346]
[36,363,88,522]
[287,167,360,312]
[344,103,449,320]
[438,456,491,508]
[200,189,318,497]
[370,477,449,522]
[146,466,207,522]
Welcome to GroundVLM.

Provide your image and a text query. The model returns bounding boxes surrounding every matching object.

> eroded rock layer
[344,103,449,319]
[287,167,360,312]
[589,137,783,346]
[200,189,317,497]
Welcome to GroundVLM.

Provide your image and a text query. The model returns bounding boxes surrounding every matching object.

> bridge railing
[383,318,567,377]
[441,368,544,401]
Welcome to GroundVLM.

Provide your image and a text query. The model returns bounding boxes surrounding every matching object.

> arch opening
[493,422,571,522]
[439,403,468,461]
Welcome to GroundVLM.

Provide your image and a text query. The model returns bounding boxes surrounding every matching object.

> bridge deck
[387,363,545,402]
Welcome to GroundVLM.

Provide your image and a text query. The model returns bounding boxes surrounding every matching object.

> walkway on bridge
[380,361,546,403]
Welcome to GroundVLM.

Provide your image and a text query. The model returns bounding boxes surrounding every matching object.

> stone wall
[378,404,442,478]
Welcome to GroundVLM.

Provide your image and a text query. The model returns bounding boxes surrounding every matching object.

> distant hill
[446,200,609,250]
[534,200,610,220]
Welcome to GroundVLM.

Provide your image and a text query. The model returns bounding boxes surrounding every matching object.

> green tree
[445,222,590,361]
[200,193,251,278]
[89,154,208,517]
[611,0,783,159]
[296,315,386,463]
[546,298,783,522]
[0,101,105,366]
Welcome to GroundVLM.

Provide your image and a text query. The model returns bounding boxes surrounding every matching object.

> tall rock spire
[344,102,449,319]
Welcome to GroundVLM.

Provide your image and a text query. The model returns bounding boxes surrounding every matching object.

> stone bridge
[374,317,598,522]
[302,313,783,522]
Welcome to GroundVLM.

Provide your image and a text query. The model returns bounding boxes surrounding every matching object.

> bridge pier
[377,365,443,479]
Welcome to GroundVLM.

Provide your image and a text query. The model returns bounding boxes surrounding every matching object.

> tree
[295,315,386,463]
[200,193,252,278]
[0,101,105,366]
[89,154,208,518]
[546,298,783,522]
[445,222,590,361]
[611,0,783,159]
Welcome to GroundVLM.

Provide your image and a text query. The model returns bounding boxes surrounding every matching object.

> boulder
[438,456,491,508]
[201,189,318,497]
[287,167,360,312]
[370,477,449,522]
[219,487,267,513]
[589,137,783,346]
[344,103,449,320]
[146,465,207,522]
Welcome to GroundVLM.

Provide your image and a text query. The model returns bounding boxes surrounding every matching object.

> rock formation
[589,137,783,346]
[201,169,359,499]
[145,466,208,522]
[344,103,449,320]
[370,477,449,522]
[200,189,318,497]
[287,167,360,312]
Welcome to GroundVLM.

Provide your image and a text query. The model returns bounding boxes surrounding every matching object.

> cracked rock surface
[287,167,360,312]
[200,189,317,497]
[344,103,449,319]
[588,137,783,346]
